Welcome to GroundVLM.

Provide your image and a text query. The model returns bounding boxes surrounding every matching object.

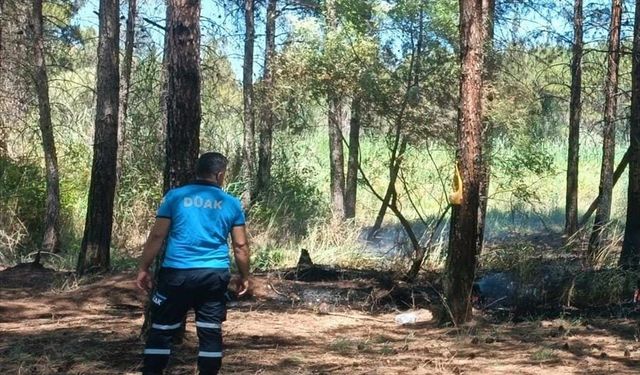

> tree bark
[565,0,583,237]
[444,0,485,325]
[31,0,60,259]
[242,0,256,205]
[77,0,120,274]
[325,0,346,222]
[589,0,622,259]
[619,0,640,269]
[256,0,276,197]
[477,0,495,254]
[163,0,201,191]
[117,0,137,182]
[0,0,4,157]
[344,96,361,219]
[328,96,347,222]
[148,0,201,345]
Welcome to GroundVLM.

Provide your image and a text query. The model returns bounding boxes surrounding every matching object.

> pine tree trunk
[154,0,201,345]
[477,0,495,253]
[31,0,60,259]
[566,0,583,237]
[242,0,255,205]
[326,0,346,223]
[589,0,622,259]
[344,96,361,219]
[117,0,137,182]
[619,0,640,269]
[328,96,346,222]
[77,0,120,274]
[256,0,276,197]
[163,0,201,191]
[444,0,485,325]
[0,0,5,158]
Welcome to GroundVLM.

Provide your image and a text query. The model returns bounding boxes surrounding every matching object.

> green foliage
[0,158,46,256]
[571,269,637,307]
[251,245,285,272]
[480,242,544,279]
[494,138,555,202]
[251,149,327,239]
[200,41,243,158]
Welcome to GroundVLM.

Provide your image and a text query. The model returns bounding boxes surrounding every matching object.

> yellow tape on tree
[449,163,463,205]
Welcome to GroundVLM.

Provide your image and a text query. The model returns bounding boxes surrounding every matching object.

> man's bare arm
[136,218,171,292]
[139,218,171,270]
[231,225,250,295]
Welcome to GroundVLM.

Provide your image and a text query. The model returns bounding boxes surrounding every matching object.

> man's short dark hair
[196,152,228,179]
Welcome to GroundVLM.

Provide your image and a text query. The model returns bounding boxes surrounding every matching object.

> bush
[250,151,327,240]
[251,245,285,272]
[0,157,46,262]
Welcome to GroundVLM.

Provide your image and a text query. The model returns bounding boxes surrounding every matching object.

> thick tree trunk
[589,0,622,259]
[256,0,276,197]
[444,0,485,325]
[566,0,583,237]
[619,0,640,269]
[477,0,495,253]
[242,0,256,205]
[77,0,120,274]
[158,5,170,162]
[31,0,60,259]
[148,0,201,345]
[117,0,137,182]
[163,0,201,191]
[344,96,361,219]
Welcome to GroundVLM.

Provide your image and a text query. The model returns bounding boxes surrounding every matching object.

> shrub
[0,157,46,261]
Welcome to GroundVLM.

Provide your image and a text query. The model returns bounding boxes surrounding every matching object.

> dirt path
[1,265,639,374]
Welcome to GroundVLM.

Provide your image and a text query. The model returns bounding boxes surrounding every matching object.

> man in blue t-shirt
[136,152,250,375]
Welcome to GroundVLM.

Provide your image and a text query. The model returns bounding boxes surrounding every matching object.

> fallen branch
[267,279,289,298]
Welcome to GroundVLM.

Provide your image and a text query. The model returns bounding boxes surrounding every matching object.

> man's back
[157,181,245,269]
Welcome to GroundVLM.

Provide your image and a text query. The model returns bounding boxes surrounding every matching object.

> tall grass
[1,115,629,272]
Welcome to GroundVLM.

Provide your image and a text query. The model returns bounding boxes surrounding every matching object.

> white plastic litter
[395,312,417,325]
[394,309,434,325]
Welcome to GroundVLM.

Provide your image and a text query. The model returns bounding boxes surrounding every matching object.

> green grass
[294,128,628,229]
[329,338,354,355]
[531,347,558,362]
[1,122,630,274]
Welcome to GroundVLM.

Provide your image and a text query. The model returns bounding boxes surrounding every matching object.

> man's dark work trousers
[142,268,229,375]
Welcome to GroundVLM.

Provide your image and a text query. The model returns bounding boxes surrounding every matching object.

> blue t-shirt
[156,181,245,269]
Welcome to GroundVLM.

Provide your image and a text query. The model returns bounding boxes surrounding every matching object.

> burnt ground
[1,263,640,374]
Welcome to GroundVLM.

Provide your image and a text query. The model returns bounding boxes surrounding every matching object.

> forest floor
[1,263,640,374]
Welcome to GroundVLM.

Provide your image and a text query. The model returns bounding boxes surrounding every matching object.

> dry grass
[250,220,384,271]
